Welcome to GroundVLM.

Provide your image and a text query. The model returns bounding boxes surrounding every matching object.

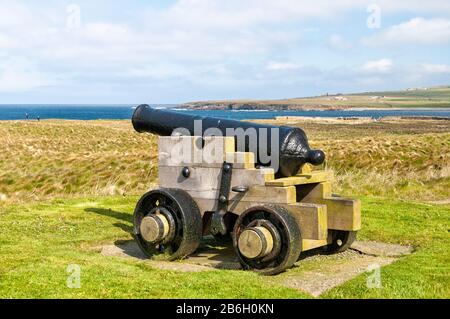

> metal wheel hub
[238,226,274,259]
[140,210,171,243]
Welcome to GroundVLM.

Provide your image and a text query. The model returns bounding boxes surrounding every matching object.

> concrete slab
[283,250,396,296]
[100,238,413,296]
[351,241,414,257]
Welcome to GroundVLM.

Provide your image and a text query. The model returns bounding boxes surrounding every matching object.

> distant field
[1,117,448,204]
[259,117,450,202]
[184,86,450,110]
[0,121,158,203]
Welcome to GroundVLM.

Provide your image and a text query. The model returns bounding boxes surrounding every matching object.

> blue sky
[0,0,450,104]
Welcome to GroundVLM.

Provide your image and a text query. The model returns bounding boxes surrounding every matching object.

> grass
[0,117,449,298]
[320,132,450,202]
[0,120,158,203]
[0,196,306,299]
[0,196,448,298]
[324,197,450,298]
[1,118,448,203]
[259,117,450,202]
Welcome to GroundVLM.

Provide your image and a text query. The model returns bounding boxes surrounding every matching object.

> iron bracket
[211,162,233,235]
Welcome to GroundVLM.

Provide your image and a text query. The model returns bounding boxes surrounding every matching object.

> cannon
[132,104,361,275]
[132,104,325,177]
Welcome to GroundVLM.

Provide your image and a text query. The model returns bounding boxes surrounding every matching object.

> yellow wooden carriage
[134,135,360,275]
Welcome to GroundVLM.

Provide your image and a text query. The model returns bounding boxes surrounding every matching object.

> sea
[0,104,450,121]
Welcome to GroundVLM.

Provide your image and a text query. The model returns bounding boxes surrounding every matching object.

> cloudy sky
[1,0,450,104]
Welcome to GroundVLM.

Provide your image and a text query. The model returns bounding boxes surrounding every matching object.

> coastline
[344,107,450,111]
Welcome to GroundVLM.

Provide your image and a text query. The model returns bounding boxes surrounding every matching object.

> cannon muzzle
[132,104,325,177]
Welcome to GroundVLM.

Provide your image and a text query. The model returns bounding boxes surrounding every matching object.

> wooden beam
[287,203,328,240]
[266,171,334,187]
[225,152,255,169]
[302,239,328,251]
[299,182,361,231]
[190,185,296,203]
[158,136,236,167]
[159,166,275,192]
[192,196,328,241]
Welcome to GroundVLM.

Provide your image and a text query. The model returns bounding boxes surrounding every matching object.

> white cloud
[422,63,450,74]
[0,33,17,49]
[159,0,450,30]
[0,57,55,92]
[266,62,300,71]
[157,0,364,29]
[328,34,352,51]
[361,59,393,73]
[84,23,131,44]
[0,0,449,101]
[375,0,450,14]
[364,17,450,46]
[0,2,34,27]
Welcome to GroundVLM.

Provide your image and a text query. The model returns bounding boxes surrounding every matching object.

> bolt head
[219,195,227,203]
[181,167,191,178]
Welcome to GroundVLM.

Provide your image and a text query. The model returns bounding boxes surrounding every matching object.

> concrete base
[100,237,413,296]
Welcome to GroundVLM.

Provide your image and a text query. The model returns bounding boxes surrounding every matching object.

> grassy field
[0,196,448,298]
[1,118,448,204]
[0,121,158,203]
[184,86,450,110]
[0,118,449,298]
[261,117,450,202]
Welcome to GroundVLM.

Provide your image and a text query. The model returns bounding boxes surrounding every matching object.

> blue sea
[0,104,449,121]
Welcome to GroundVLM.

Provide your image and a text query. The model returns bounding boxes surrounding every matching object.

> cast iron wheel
[233,205,302,275]
[324,230,357,254]
[133,188,202,261]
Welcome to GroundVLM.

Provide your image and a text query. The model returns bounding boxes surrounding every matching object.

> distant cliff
[181,86,450,110]
[181,101,350,111]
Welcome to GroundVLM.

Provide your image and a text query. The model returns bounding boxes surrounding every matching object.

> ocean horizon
[0,104,450,121]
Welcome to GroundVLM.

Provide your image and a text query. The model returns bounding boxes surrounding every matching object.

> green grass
[0,118,448,298]
[0,196,448,298]
[0,196,305,299]
[325,197,450,298]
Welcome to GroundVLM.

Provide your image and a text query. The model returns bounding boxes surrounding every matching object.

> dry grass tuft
[0,120,158,203]
[0,118,448,203]
[303,118,450,202]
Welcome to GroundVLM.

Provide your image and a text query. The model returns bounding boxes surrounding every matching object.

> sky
[0,0,450,104]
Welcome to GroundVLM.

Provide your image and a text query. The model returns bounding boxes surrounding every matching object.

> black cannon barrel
[132,104,325,177]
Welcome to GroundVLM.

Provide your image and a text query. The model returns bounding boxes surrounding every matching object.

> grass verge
[0,196,448,298]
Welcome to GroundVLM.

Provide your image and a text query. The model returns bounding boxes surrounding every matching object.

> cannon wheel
[324,230,357,254]
[233,205,302,275]
[134,188,202,261]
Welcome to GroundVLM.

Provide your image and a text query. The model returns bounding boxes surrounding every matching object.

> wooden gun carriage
[132,105,361,275]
